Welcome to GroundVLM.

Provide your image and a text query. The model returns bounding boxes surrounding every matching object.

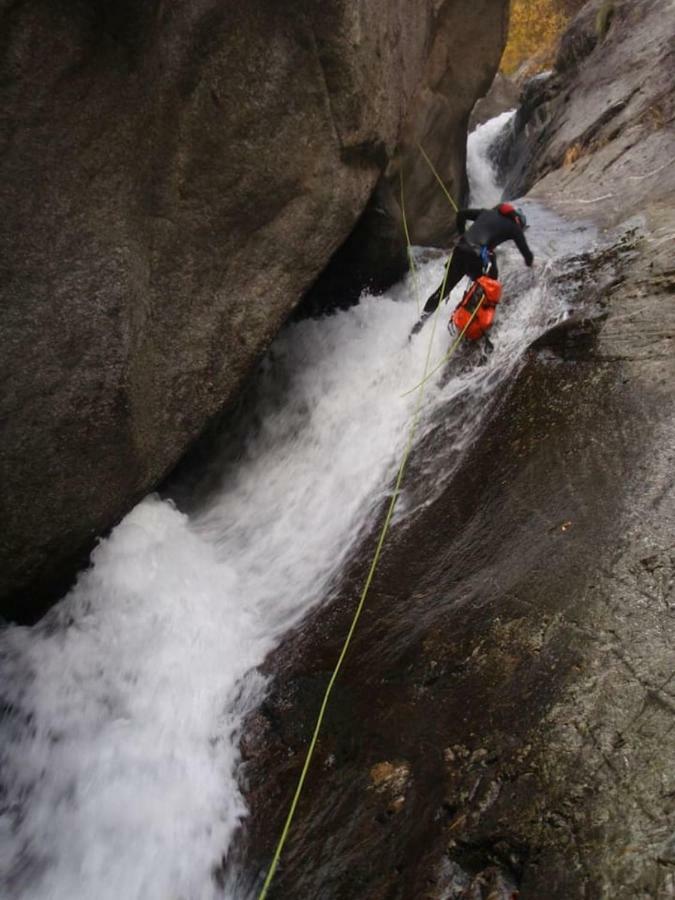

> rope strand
[258,147,464,899]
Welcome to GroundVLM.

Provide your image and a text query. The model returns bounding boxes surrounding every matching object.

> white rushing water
[467,109,516,207]
[0,116,589,900]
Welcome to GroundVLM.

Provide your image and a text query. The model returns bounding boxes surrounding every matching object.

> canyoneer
[411,203,534,345]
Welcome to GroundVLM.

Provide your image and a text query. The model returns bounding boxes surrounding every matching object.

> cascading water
[0,115,592,900]
[466,109,516,207]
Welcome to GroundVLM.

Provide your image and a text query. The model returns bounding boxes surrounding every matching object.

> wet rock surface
[500,0,675,222]
[301,0,510,314]
[0,0,507,618]
[238,207,675,898]
[236,2,675,888]
[392,0,510,248]
[469,74,520,131]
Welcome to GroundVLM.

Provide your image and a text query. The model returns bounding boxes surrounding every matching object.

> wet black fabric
[458,207,533,264]
[422,207,532,316]
[422,244,498,315]
[423,244,482,313]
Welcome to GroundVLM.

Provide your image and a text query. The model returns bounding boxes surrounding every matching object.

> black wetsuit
[422,207,534,315]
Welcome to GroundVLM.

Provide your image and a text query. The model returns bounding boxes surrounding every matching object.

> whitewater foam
[467,109,516,207]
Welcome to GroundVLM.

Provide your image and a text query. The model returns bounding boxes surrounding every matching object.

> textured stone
[395,0,511,247]
[236,4,675,895]
[239,210,675,899]
[0,0,508,617]
[301,0,510,311]
[469,73,520,131]
[500,0,675,217]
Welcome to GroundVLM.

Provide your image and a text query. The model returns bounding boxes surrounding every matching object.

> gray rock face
[226,209,675,900]
[237,2,675,895]
[395,0,511,247]
[301,0,510,311]
[502,0,675,218]
[0,0,507,617]
[469,72,519,131]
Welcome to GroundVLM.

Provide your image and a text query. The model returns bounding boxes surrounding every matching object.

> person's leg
[464,247,484,282]
[487,251,499,279]
[423,250,467,314]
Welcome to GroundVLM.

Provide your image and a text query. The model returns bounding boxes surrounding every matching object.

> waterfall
[0,114,590,900]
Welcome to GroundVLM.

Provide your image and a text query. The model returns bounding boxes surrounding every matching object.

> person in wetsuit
[411,203,533,335]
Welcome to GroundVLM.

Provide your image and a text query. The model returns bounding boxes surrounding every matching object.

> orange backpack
[451,276,502,341]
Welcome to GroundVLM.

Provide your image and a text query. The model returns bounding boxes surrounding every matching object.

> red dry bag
[451,276,502,341]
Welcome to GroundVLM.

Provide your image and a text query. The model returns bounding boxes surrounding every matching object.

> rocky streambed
[234,1,675,896]
[238,212,675,899]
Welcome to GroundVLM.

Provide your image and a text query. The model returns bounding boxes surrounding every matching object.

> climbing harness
[480,244,492,270]
[257,150,477,900]
[402,150,509,395]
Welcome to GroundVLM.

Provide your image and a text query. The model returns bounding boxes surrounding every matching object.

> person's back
[460,207,533,263]
[410,203,534,337]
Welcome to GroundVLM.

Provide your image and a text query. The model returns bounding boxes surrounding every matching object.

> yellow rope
[258,144,469,897]
[416,142,459,213]
[257,168,460,900]
[399,167,420,314]
[403,145,492,396]
[402,296,485,397]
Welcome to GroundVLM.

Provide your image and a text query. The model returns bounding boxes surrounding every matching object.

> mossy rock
[596,1,615,39]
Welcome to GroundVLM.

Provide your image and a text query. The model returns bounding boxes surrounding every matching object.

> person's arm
[456,208,482,234]
[513,228,534,266]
